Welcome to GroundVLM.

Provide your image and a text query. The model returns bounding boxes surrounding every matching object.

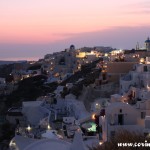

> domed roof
[145,37,150,43]
[13,134,72,150]
[70,45,75,50]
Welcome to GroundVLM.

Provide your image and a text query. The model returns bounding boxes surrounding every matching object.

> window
[134,66,136,70]
[102,73,107,80]
[144,66,148,72]
[141,112,146,119]
[120,85,122,89]
[141,80,144,87]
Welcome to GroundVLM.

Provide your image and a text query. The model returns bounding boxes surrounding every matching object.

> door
[118,114,124,125]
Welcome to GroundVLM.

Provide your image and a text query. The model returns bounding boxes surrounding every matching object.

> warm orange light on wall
[92,114,96,120]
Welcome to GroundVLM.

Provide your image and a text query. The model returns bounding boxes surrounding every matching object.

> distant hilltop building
[145,37,150,51]
[70,44,75,50]
[135,37,150,51]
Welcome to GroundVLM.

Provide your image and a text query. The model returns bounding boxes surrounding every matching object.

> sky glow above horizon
[0,0,150,60]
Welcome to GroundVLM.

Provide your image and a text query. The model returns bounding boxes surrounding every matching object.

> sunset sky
[0,0,150,60]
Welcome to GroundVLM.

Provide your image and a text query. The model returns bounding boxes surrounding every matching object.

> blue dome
[145,37,150,43]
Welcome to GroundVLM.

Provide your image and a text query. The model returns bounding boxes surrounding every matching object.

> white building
[6,107,24,125]
[22,101,50,126]
[43,47,77,76]
[120,63,150,95]
[99,61,150,141]
[146,57,150,64]
[65,94,90,120]
[99,102,144,141]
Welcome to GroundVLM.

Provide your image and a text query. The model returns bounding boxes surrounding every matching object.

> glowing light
[140,58,145,64]
[103,65,107,68]
[147,85,150,91]
[92,114,96,120]
[27,125,31,131]
[47,124,51,130]
[9,140,16,147]
[78,66,81,69]
[99,141,103,145]
[26,75,30,78]
[102,70,106,73]
[104,53,108,57]
[87,122,97,132]
[54,73,59,77]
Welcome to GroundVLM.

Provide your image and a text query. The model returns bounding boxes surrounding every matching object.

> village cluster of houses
[6,38,150,150]
[0,45,110,97]
[5,45,111,84]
